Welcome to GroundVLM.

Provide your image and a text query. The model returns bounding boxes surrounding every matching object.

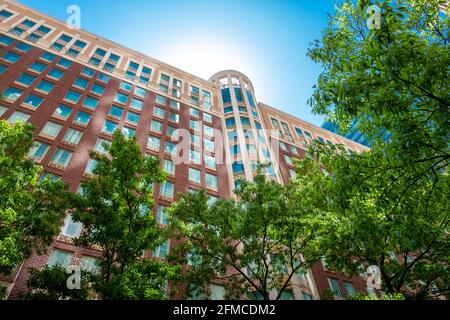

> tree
[169,167,326,300]
[303,0,449,299]
[68,131,179,299]
[0,120,70,298]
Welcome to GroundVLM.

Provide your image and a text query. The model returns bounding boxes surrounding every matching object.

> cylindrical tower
[209,70,281,190]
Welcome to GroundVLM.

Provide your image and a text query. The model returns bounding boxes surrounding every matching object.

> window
[126,111,140,125]
[163,159,175,175]
[91,83,105,96]
[279,289,294,300]
[36,80,54,93]
[94,138,110,154]
[98,73,110,83]
[150,120,163,133]
[204,139,215,153]
[153,106,165,118]
[159,83,168,93]
[130,98,143,111]
[189,168,201,184]
[205,154,216,170]
[114,92,128,104]
[203,125,213,137]
[203,112,213,123]
[85,159,98,174]
[167,126,178,139]
[15,73,36,86]
[0,10,14,22]
[156,94,167,106]
[15,43,31,52]
[50,148,73,168]
[224,106,233,114]
[2,51,21,63]
[107,105,123,119]
[40,121,62,138]
[170,100,180,110]
[156,206,169,225]
[190,108,199,118]
[29,142,50,160]
[73,77,88,89]
[189,134,200,147]
[0,34,14,46]
[81,256,100,274]
[290,146,299,155]
[210,285,225,300]
[169,112,179,123]
[295,127,303,137]
[190,120,200,132]
[23,94,44,108]
[81,67,95,77]
[190,149,201,164]
[121,127,135,138]
[327,278,343,298]
[246,144,257,155]
[344,282,356,296]
[153,240,170,259]
[284,155,293,166]
[147,136,161,151]
[3,86,23,102]
[241,117,250,126]
[29,61,46,73]
[134,87,146,98]
[57,58,72,69]
[8,111,30,123]
[225,118,236,128]
[77,95,96,109]
[53,104,72,120]
[64,90,81,104]
[229,144,240,156]
[304,131,312,139]
[205,173,218,190]
[63,128,83,145]
[238,106,247,113]
[164,141,177,156]
[160,182,174,200]
[61,214,82,238]
[289,169,296,179]
[47,250,72,268]
[73,111,91,126]
[0,64,7,75]
[47,68,64,80]
[40,52,55,62]
[232,162,244,174]
[120,81,132,92]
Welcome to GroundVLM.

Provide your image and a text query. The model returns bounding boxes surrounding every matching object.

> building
[0,0,373,300]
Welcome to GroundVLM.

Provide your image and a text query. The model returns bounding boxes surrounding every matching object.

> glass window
[85,159,98,174]
[98,73,110,83]
[8,111,30,123]
[47,250,73,268]
[240,117,250,126]
[210,285,226,300]
[225,118,236,128]
[0,64,7,74]
[23,94,43,108]
[165,141,177,155]
[64,90,81,104]
[50,148,73,168]
[81,67,95,77]
[114,92,128,104]
[204,139,215,153]
[3,87,23,102]
[57,58,72,69]
[63,128,83,145]
[83,96,98,110]
[190,120,200,131]
[167,126,178,139]
[47,68,64,80]
[40,52,55,62]
[130,98,143,111]
[190,149,201,164]
[120,81,132,92]
[147,136,161,150]
[91,83,105,95]
[94,138,110,154]
[284,155,293,165]
[126,111,140,125]
[203,125,213,137]
[53,104,72,119]
[152,240,170,259]
[189,168,201,184]
[344,282,356,296]
[15,73,36,86]
[327,278,343,298]
[73,77,88,89]
[29,61,46,73]
[156,94,167,106]
[159,182,174,200]
[232,162,245,174]
[61,214,82,238]
[121,127,135,138]
[81,256,101,274]
[163,159,175,175]
[190,134,200,147]
[153,106,165,118]
[170,100,180,110]
[169,112,179,123]
[205,173,218,190]
[203,113,213,123]
[2,51,21,63]
[40,121,62,138]
[73,111,91,126]
[190,108,199,118]
[224,106,233,114]
[279,289,294,300]
[134,87,146,98]
[150,120,163,133]
[205,155,216,170]
[0,34,14,45]
[109,105,123,118]
[29,142,50,160]
[36,80,54,93]
[156,206,169,225]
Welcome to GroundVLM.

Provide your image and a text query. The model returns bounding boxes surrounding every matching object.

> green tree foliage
[169,167,326,300]
[303,0,449,299]
[0,120,70,283]
[70,131,179,299]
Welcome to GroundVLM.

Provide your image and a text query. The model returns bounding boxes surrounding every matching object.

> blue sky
[18,0,337,126]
